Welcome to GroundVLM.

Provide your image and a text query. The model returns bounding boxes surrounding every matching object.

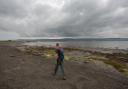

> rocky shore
[0,41,128,89]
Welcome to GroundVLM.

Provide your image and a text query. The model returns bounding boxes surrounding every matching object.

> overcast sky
[0,0,128,40]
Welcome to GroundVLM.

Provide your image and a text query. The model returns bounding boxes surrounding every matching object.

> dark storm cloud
[0,0,128,39]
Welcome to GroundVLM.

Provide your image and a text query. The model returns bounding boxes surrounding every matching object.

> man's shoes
[62,76,66,80]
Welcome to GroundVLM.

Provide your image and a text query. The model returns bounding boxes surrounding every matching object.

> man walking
[53,43,66,80]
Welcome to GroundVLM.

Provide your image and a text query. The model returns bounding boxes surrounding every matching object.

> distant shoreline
[1,40,128,49]
[2,37,128,41]
[18,37,128,41]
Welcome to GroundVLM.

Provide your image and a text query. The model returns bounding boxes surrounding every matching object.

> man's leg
[54,61,59,75]
[54,64,59,75]
[60,62,66,80]
[60,63,65,75]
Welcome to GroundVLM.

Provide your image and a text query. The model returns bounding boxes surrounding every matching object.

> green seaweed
[24,46,128,77]
[104,59,127,72]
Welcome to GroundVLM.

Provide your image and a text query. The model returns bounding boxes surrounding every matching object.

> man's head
[56,43,59,47]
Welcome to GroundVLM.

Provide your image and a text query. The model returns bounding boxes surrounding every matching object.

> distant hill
[18,37,128,42]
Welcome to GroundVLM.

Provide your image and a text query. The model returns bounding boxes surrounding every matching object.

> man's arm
[55,49,59,59]
[55,53,58,59]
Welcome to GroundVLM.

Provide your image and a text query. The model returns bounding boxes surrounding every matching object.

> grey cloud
[0,0,128,39]
[0,0,29,18]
